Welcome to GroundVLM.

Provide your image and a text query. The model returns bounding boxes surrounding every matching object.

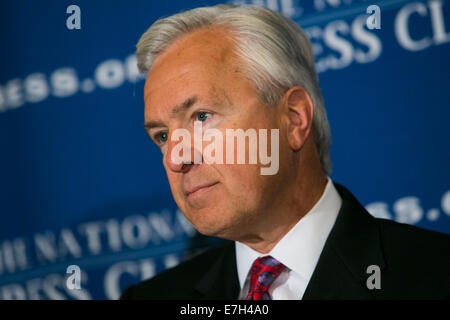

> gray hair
[136,4,332,175]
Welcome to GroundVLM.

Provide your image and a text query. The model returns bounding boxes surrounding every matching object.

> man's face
[144,28,290,240]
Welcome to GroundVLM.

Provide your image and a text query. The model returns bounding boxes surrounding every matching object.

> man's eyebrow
[143,120,166,130]
[143,96,198,130]
[170,96,198,117]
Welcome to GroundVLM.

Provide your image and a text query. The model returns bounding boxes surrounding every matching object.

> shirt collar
[235,177,342,289]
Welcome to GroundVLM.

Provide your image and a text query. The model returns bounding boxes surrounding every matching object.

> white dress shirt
[236,177,342,300]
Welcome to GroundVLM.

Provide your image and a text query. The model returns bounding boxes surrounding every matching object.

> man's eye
[196,111,212,122]
[155,132,168,144]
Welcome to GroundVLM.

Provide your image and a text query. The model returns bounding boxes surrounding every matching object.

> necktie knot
[245,255,286,300]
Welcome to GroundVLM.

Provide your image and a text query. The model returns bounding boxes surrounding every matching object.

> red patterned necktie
[245,255,287,300]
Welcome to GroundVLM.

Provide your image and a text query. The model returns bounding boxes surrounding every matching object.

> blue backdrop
[0,0,449,300]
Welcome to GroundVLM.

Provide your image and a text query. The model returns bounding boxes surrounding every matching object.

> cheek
[165,171,183,199]
[219,164,262,199]
[222,161,282,206]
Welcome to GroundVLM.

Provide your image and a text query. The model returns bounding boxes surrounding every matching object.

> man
[121,4,450,299]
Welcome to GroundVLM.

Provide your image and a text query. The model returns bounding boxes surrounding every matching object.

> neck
[239,169,328,254]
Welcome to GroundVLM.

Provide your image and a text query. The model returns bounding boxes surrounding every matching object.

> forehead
[144,27,237,113]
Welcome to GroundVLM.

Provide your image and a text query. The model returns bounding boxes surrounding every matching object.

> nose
[164,133,203,173]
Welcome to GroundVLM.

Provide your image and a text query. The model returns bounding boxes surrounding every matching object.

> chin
[187,207,238,239]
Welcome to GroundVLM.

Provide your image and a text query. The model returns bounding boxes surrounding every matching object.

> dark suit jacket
[120,183,450,299]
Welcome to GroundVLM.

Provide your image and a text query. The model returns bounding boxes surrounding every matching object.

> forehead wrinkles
[208,82,233,111]
[145,35,240,110]
[145,27,239,88]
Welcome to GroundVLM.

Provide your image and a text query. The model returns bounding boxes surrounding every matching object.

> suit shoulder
[375,217,450,265]
[372,218,450,298]
[376,218,450,246]
[120,241,232,299]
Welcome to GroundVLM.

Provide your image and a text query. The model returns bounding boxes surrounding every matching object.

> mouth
[185,182,219,198]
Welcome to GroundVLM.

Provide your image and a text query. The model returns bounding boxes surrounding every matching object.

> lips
[184,182,219,197]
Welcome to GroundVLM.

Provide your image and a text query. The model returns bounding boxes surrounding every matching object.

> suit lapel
[303,183,386,299]
[195,241,240,299]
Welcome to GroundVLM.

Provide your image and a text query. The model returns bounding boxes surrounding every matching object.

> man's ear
[281,86,314,151]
